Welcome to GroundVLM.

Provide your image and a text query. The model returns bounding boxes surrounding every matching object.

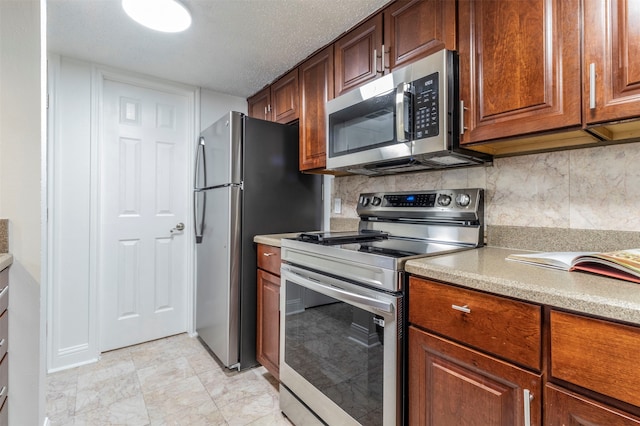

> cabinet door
[546,384,640,425]
[299,45,334,171]
[458,0,581,145]
[271,69,299,124]
[584,0,640,125]
[334,13,383,96]
[384,0,456,71]
[409,326,541,426]
[247,87,271,121]
[256,268,280,380]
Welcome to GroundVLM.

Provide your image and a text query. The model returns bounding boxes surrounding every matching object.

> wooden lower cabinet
[256,244,281,380]
[0,267,8,425]
[546,384,640,425]
[256,269,280,380]
[408,326,542,426]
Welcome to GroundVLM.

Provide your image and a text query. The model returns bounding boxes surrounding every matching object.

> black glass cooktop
[296,231,388,245]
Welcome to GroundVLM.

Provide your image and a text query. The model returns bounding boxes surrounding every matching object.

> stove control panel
[357,188,484,221]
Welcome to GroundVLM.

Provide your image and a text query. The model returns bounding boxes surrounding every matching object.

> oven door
[279,264,403,426]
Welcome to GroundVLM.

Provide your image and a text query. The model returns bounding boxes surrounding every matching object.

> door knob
[170,222,185,234]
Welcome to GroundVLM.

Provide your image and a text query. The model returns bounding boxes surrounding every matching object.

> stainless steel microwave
[325,49,492,175]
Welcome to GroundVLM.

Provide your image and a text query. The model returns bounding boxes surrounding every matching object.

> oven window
[328,89,396,158]
[284,281,384,426]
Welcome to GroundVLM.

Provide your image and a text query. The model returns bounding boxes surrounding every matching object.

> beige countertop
[252,231,640,326]
[406,246,640,326]
[253,232,311,247]
[0,253,13,271]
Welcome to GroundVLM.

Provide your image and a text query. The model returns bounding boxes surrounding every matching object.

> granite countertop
[406,246,640,326]
[0,254,13,271]
[253,230,640,326]
[253,232,312,247]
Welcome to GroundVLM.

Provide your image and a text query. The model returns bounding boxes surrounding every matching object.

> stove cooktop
[295,230,388,245]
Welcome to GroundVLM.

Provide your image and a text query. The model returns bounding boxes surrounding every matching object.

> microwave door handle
[395,82,410,142]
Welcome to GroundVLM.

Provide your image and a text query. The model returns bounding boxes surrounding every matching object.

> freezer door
[195,111,242,189]
[195,184,242,368]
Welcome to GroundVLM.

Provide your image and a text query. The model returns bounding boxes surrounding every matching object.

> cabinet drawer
[550,310,640,407]
[0,396,6,426]
[0,311,6,362]
[0,354,7,413]
[257,244,281,276]
[409,277,542,370]
[0,269,7,315]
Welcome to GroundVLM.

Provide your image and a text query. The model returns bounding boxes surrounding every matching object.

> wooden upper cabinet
[271,69,299,124]
[299,45,334,171]
[584,0,640,125]
[334,13,383,96]
[247,87,271,121]
[247,69,299,124]
[458,0,582,145]
[384,0,456,71]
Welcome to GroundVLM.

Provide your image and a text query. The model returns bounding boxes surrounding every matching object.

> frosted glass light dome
[122,0,192,33]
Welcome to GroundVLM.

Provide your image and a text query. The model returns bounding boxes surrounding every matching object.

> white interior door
[100,79,189,351]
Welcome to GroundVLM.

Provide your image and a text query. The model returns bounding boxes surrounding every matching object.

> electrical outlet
[333,198,342,214]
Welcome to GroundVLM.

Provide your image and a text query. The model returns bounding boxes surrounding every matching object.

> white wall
[48,56,248,371]
[200,88,247,131]
[0,0,46,425]
[47,56,97,371]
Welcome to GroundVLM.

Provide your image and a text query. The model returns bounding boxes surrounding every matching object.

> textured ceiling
[47,0,392,98]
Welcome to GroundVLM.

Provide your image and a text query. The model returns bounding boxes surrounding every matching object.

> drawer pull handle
[0,386,6,397]
[452,304,471,314]
[0,286,6,299]
[263,252,275,257]
[523,389,533,426]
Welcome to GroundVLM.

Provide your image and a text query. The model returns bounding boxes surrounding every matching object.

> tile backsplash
[332,141,640,232]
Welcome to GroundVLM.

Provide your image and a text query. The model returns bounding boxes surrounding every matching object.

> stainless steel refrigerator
[194,111,322,370]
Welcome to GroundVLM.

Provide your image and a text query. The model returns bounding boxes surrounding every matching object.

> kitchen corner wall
[332,141,640,233]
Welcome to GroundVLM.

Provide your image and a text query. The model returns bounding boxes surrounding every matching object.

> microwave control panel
[412,72,439,139]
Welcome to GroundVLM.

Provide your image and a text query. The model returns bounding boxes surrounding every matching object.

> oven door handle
[284,268,394,314]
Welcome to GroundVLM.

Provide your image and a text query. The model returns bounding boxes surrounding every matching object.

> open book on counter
[506,249,640,284]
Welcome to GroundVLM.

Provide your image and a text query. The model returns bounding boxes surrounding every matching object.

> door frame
[46,59,199,371]
[93,66,199,349]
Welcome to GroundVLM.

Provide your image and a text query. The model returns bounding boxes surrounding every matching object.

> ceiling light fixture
[122,0,192,33]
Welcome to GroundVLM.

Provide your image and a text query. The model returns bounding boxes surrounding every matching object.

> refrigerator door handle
[194,136,206,243]
[194,190,205,244]
[194,136,206,189]
[194,183,243,192]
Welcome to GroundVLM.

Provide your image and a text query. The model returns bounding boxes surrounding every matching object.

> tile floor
[46,333,293,425]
